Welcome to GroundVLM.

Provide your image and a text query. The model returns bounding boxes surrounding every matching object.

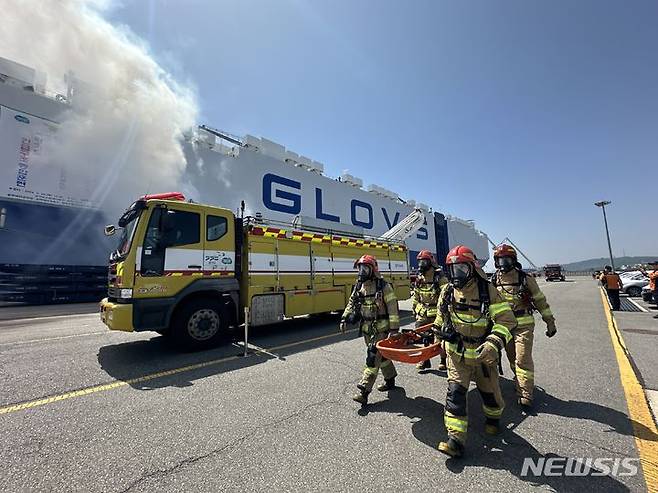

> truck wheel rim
[188,309,220,341]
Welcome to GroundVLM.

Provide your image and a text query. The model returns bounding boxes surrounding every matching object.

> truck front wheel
[172,297,228,351]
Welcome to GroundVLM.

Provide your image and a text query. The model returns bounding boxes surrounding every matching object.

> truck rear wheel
[172,297,228,351]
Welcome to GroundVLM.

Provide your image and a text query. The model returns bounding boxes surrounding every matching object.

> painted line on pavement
[0,312,98,325]
[600,288,658,491]
[0,332,108,347]
[627,297,649,313]
[0,314,413,415]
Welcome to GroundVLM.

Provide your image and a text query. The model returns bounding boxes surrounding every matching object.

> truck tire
[171,297,228,351]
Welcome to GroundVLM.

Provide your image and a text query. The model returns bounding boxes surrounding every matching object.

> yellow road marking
[0,314,414,415]
[600,288,658,492]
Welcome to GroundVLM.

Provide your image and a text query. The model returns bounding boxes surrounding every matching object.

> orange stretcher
[376,324,444,364]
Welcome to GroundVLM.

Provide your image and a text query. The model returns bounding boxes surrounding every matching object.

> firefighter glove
[388,331,401,340]
[339,320,347,334]
[546,321,557,338]
[476,335,503,366]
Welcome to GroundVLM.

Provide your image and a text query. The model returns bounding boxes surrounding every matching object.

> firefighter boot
[484,418,500,436]
[377,377,397,392]
[416,360,431,372]
[438,355,447,371]
[519,397,533,409]
[352,384,369,405]
[438,437,464,458]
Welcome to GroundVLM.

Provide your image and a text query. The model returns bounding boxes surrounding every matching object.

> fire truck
[100,193,420,350]
[543,264,566,282]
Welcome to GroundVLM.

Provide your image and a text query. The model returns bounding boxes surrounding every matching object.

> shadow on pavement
[532,385,658,442]
[97,312,361,390]
[359,379,635,491]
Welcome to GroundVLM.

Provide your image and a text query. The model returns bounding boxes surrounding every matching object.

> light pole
[594,200,615,271]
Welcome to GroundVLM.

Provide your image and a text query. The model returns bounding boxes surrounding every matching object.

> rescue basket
[376,324,443,364]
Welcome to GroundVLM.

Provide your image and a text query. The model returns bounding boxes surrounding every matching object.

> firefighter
[412,250,448,371]
[491,244,557,408]
[340,254,401,405]
[599,266,623,310]
[434,245,517,458]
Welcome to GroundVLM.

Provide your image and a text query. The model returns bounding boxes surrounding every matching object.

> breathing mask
[495,256,515,273]
[448,263,473,288]
[357,264,373,281]
[418,259,432,273]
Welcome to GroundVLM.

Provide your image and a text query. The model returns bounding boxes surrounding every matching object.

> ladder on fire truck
[380,208,426,242]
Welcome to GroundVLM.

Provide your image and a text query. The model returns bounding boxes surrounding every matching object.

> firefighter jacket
[342,277,400,335]
[412,270,448,322]
[433,276,516,364]
[493,269,555,327]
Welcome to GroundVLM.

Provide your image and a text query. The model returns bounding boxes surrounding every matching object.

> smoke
[0,0,198,222]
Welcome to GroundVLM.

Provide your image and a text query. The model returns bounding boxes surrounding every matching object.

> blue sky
[107,0,657,265]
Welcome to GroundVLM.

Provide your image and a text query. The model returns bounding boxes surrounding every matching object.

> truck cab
[100,193,240,349]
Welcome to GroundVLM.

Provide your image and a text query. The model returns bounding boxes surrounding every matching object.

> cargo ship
[0,56,490,304]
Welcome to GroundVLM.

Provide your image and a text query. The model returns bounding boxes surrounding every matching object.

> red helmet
[354,254,379,273]
[493,244,517,260]
[417,250,435,262]
[446,245,477,265]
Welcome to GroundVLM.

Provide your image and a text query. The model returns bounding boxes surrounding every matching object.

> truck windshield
[110,201,144,262]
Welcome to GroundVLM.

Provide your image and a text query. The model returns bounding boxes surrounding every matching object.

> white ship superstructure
[0,56,490,302]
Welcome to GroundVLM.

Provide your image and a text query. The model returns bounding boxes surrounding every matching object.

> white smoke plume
[0,0,198,222]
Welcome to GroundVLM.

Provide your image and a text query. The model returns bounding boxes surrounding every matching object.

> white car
[622,273,649,297]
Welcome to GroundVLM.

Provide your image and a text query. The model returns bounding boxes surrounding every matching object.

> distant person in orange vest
[646,263,658,319]
[599,266,623,310]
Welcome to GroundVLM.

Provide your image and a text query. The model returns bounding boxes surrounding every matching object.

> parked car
[622,274,649,297]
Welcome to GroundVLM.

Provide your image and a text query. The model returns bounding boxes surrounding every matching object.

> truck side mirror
[104,224,116,236]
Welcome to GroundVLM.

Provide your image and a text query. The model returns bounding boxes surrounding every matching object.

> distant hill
[561,256,658,271]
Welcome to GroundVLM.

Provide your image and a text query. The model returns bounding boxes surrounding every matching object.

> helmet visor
[357,264,373,281]
[495,256,515,271]
[418,259,432,272]
[448,263,472,287]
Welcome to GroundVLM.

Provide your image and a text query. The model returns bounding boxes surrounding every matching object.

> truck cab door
[139,206,204,276]
[203,211,236,275]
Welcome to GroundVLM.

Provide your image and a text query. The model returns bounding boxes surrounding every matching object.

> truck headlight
[119,288,133,299]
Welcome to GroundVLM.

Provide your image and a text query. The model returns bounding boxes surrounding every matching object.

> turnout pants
[607,288,621,310]
[358,331,397,392]
[505,323,535,400]
[443,351,504,445]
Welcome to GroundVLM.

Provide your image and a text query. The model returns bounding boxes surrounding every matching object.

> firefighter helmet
[354,254,379,281]
[493,244,517,260]
[445,246,476,288]
[354,254,379,273]
[417,249,437,272]
[417,250,435,262]
[446,245,476,265]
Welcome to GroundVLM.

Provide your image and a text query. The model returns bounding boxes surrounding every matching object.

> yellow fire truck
[100,192,412,350]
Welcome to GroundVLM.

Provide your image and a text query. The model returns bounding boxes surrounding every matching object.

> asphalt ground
[0,279,653,492]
